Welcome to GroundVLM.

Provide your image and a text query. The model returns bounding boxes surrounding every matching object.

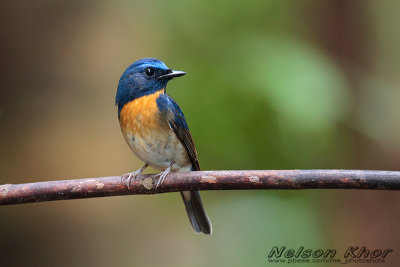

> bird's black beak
[158,69,186,80]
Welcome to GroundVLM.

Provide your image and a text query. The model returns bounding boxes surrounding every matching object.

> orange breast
[118,89,191,171]
[119,90,165,138]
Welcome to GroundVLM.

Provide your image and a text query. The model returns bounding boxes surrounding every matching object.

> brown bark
[0,169,399,205]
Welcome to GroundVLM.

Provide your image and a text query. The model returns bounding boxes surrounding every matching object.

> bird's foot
[122,163,149,189]
[154,162,174,189]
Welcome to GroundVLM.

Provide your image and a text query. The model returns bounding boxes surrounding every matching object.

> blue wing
[156,94,200,171]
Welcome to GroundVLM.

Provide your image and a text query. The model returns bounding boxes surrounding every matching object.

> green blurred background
[0,1,399,266]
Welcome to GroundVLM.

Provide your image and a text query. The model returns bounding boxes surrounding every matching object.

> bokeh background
[1,1,399,266]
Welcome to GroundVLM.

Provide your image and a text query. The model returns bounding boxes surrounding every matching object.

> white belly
[123,130,192,172]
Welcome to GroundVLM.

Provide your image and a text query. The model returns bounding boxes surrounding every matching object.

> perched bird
[115,58,212,234]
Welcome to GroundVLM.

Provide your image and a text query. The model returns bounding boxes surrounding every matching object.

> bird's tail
[180,191,212,235]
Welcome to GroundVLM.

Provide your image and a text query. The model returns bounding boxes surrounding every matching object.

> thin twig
[0,170,399,205]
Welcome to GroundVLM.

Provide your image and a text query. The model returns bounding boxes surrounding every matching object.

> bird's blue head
[115,58,186,115]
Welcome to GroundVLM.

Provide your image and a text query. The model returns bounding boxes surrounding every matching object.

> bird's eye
[144,67,155,76]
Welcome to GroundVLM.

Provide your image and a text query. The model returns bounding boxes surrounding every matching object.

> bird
[115,58,212,234]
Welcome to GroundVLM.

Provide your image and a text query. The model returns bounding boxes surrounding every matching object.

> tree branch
[1,170,399,205]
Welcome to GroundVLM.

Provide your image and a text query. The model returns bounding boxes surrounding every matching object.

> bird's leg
[122,163,149,188]
[155,162,174,189]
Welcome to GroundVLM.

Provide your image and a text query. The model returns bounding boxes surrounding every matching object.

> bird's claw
[154,162,174,190]
[154,171,168,189]
[121,164,149,189]
[121,171,139,188]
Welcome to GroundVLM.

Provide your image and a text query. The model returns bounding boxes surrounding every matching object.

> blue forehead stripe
[130,58,169,70]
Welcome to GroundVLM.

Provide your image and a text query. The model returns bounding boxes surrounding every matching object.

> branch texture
[1,170,399,205]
